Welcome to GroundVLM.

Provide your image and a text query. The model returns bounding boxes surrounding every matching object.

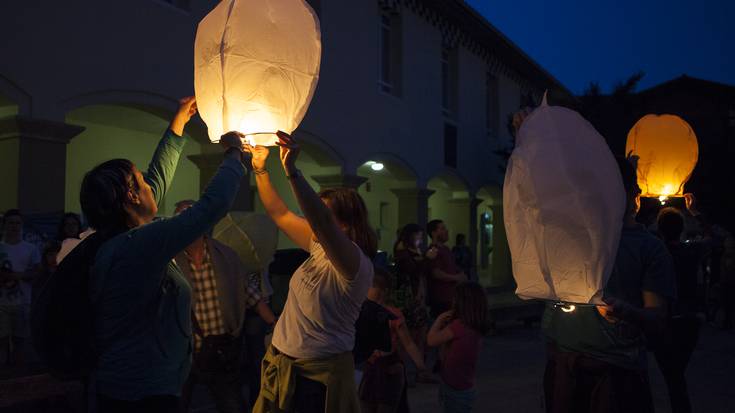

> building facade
[0,0,569,287]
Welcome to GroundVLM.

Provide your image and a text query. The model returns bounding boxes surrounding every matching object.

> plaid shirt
[187,242,262,351]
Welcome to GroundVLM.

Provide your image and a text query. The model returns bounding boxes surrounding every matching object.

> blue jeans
[439,381,475,413]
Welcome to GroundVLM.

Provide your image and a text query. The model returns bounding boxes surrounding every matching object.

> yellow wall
[427,183,470,246]
[358,172,401,254]
[65,122,201,217]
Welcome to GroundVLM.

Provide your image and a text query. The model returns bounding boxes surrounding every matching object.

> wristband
[253,168,268,175]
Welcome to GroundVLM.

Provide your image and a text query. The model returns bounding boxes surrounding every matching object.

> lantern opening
[242,132,279,147]
[553,301,577,313]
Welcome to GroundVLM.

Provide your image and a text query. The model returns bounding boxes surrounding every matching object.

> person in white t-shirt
[0,209,40,366]
[247,132,377,413]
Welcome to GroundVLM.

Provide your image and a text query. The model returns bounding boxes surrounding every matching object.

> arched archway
[355,153,419,253]
[60,89,178,118]
[64,100,206,217]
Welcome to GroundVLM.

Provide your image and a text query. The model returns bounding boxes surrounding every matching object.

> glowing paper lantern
[195,0,321,145]
[504,99,626,305]
[625,114,698,199]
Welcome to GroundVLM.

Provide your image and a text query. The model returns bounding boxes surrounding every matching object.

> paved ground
[407,321,735,413]
[3,309,734,412]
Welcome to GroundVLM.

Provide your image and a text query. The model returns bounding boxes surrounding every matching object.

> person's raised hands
[170,96,198,136]
[244,143,270,173]
[275,131,301,176]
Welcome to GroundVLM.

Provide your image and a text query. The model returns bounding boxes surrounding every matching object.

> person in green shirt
[79,97,247,412]
[542,156,676,413]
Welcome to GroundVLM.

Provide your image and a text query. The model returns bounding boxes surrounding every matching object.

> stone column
[468,197,483,276]
[311,173,367,190]
[390,187,435,231]
[188,152,255,211]
[490,204,513,287]
[0,116,85,213]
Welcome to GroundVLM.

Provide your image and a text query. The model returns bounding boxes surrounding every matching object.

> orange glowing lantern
[625,114,698,199]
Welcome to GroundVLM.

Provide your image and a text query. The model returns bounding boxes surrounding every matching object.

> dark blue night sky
[466,0,735,94]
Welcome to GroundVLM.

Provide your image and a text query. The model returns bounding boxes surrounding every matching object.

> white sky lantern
[503,98,626,305]
[195,0,321,146]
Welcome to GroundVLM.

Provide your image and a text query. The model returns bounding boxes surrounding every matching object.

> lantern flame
[560,304,576,313]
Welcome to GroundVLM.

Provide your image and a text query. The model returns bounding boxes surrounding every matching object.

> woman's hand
[275,131,300,176]
[220,131,245,161]
[170,96,197,136]
[245,144,270,173]
[436,310,454,328]
[597,297,636,323]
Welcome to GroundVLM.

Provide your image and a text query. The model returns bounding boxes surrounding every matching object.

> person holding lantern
[542,155,676,413]
[78,97,248,412]
[247,132,376,413]
[650,206,708,413]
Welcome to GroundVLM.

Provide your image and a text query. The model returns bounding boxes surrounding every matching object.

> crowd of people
[0,98,734,413]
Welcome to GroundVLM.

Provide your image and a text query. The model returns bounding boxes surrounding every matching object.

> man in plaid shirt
[174,200,277,413]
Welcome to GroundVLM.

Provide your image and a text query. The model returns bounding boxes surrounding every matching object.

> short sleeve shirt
[440,319,483,390]
[271,239,374,359]
[428,244,460,306]
[543,224,676,370]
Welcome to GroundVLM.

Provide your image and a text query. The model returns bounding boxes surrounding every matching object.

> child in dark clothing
[359,269,428,413]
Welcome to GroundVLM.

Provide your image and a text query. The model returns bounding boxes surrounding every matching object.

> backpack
[31,230,117,380]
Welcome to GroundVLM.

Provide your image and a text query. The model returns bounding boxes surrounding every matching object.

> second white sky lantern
[504,98,626,306]
[194,0,322,146]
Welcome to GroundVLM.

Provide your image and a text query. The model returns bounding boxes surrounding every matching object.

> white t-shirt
[0,240,40,305]
[271,238,373,359]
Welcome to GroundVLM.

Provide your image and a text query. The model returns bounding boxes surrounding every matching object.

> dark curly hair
[80,159,137,231]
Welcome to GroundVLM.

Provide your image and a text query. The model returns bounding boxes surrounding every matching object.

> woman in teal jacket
[80,97,246,412]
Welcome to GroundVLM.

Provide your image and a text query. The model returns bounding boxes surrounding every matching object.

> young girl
[360,269,428,413]
[427,282,489,413]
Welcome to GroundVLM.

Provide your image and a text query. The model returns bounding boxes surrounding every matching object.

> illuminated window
[378,11,402,96]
